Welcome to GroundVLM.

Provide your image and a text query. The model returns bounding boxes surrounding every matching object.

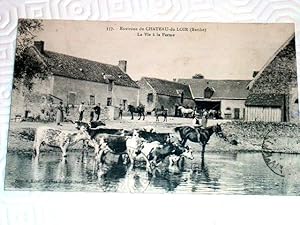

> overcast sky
[34,20,294,81]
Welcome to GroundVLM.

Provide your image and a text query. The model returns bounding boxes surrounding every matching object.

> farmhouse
[245,34,298,122]
[11,41,139,120]
[137,77,194,116]
[178,78,250,119]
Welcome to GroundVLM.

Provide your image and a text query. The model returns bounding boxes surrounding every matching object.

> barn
[245,34,298,122]
[137,77,194,116]
[11,41,139,121]
[178,78,250,119]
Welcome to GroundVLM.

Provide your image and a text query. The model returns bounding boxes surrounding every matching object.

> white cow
[33,126,99,157]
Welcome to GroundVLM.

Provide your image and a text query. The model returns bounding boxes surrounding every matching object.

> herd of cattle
[33,120,223,174]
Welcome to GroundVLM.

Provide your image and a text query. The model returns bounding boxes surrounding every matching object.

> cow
[33,125,99,158]
[75,120,105,128]
[95,135,130,164]
[126,133,194,172]
[75,121,133,151]
[137,130,170,143]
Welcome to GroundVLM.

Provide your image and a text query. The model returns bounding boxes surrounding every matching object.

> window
[108,80,113,91]
[204,87,214,98]
[226,107,231,111]
[107,97,112,106]
[68,92,76,105]
[90,95,95,105]
[295,99,298,104]
[147,93,154,103]
[180,92,184,104]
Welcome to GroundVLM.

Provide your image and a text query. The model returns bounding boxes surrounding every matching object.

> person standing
[56,101,64,126]
[93,103,101,121]
[201,109,208,128]
[90,106,95,122]
[192,113,201,126]
[119,103,123,119]
[78,101,85,121]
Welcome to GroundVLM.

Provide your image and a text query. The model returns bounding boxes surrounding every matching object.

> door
[234,108,240,119]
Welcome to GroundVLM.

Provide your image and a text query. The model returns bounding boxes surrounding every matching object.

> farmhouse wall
[220,99,246,119]
[11,77,53,119]
[137,79,157,113]
[289,85,299,122]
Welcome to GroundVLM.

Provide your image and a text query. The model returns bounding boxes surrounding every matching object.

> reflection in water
[4,151,300,195]
[189,157,220,192]
[97,161,128,192]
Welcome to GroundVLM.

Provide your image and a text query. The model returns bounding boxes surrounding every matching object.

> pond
[4,151,300,195]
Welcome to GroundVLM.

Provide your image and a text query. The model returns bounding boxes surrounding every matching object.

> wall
[248,37,297,122]
[220,99,246,119]
[53,75,139,119]
[245,106,282,122]
[137,79,157,113]
[10,77,53,118]
[289,85,299,122]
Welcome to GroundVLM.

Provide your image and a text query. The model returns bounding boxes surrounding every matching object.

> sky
[34,20,295,81]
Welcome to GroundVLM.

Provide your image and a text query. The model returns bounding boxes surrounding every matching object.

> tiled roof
[141,77,192,98]
[29,46,139,88]
[178,79,250,99]
[245,93,284,107]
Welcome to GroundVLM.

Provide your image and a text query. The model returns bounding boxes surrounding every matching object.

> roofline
[188,84,195,99]
[194,97,247,100]
[157,93,193,99]
[245,104,282,107]
[247,33,295,90]
[52,73,140,89]
[141,77,157,94]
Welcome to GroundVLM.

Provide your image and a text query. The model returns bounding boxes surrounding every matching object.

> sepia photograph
[5,19,299,195]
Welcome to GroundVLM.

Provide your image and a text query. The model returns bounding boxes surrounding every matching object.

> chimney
[118,60,127,73]
[34,41,45,54]
[252,71,259,78]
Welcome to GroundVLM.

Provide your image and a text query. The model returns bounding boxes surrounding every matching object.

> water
[4,151,300,195]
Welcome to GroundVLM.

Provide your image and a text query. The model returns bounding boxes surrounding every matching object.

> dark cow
[147,142,194,167]
[137,130,170,143]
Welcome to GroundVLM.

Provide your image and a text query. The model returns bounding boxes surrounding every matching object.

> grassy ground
[7,116,300,154]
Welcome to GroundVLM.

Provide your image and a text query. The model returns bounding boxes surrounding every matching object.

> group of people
[55,101,125,126]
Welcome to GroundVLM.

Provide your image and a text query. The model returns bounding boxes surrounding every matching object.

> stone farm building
[137,77,195,116]
[11,41,139,120]
[178,78,250,119]
[245,34,298,122]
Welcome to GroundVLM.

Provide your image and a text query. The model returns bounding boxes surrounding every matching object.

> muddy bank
[7,121,300,154]
[208,121,300,153]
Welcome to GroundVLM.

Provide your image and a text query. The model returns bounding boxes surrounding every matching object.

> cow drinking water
[33,125,99,158]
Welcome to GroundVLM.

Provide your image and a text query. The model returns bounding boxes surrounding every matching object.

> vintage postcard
[5,19,299,194]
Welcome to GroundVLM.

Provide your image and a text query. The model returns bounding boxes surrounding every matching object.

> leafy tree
[14,19,48,90]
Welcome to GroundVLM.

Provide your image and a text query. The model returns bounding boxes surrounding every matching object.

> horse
[174,124,224,159]
[178,106,194,118]
[128,104,145,120]
[152,108,168,122]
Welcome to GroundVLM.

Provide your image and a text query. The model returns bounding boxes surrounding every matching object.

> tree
[14,19,48,90]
